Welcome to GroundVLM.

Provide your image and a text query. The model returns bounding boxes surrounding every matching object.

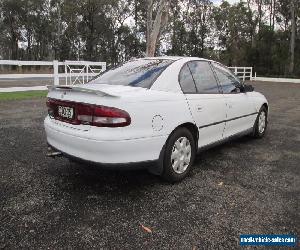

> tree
[289,0,296,75]
[146,0,169,56]
[213,1,253,66]
[0,0,299,77]
[1,0,23,59]
[167,0,187,56]
[186,0,214,57]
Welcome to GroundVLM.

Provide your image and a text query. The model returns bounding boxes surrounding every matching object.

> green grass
[0,90,48,101]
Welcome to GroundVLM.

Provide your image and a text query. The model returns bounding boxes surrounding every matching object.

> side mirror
[242,84,254,92]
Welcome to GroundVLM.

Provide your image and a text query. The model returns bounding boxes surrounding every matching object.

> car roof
[142,56,212,62]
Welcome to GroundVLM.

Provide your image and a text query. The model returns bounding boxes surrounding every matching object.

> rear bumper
[44,117,167,165]
[48,144,159,171]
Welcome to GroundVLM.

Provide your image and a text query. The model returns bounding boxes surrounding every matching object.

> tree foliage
[0,0,299,76]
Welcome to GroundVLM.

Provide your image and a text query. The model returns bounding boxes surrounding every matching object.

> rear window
[89,59,173,88]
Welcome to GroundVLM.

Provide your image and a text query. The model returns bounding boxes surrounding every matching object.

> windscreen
[89,59,173,88]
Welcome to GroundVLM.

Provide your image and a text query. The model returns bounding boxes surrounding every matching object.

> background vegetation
[0,90,47,100]
[0,0,299,77]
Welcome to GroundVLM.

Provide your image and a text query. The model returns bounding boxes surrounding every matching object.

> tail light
[46,98,131,127]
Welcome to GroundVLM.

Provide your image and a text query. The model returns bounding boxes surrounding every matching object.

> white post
[53,60,59,85]
[86,64,89,83]
[243,68,245,81]
[250,67,253,81]
[65,63,68,85]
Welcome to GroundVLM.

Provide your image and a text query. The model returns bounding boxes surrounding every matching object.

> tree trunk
[272,0,275,31]
[26,30,32,60]
[146,0,169,56]
[257,0,262,33]
[134,0,138,56]
[289,0,296,75]
[11,32,18,60]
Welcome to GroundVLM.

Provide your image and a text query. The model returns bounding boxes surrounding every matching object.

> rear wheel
[161,127,196,182]
[253,106,268,138]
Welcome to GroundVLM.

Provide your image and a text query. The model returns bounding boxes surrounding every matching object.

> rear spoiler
[47,85,119,97]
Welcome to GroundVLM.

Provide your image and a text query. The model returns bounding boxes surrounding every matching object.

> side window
[187,61,220,94]
[179,64,197,93]
[212,62,240,94]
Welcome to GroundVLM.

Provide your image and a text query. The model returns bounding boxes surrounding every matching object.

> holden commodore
[45,57,268,182]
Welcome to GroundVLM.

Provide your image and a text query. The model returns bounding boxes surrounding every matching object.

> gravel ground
[0,82,299,249]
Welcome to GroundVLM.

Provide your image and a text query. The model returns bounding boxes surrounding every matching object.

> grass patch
[0,90,48,101]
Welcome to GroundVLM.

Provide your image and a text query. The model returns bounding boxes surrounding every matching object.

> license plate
[58,106,74,119]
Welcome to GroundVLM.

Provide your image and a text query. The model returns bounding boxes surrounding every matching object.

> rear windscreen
[89,59,173,88]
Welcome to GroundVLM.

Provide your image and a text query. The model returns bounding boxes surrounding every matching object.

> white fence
[0,60,106,85]
[228,67,300,83]
[229,66,253,81]
[252,76,300,83]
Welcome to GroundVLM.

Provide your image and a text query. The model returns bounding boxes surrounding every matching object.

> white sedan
[45,57,268,182]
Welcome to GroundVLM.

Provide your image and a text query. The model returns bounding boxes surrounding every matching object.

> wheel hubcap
[258,111,266,133]
[171,137,192,174]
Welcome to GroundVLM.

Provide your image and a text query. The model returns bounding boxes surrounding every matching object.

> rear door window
[187,61,220,94]
[179,64,197,93]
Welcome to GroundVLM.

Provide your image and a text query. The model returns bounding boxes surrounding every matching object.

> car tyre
[161,127,196,183]
[253,106,268,138]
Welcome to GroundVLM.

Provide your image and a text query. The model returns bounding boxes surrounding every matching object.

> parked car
[45,57,268,182]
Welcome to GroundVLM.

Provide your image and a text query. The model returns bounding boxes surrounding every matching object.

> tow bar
[47,146,62,158]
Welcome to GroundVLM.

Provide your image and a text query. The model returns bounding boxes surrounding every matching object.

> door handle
[196,106,203,112]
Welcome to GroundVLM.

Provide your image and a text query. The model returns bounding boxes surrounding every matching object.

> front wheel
[253,106,268,138]
[161,127,196,183]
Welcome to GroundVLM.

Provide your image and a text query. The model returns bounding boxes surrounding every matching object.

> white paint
[44,57,268,165]
[53,60,59,86]
[0,86,47,92]
[253,77,300,83]
[228,66,253,81]
[0,60,106,85]
[0,73,99,79]
[152,115,164,131]
[186,94,227,147]
[0,60,54,66]
[0,60,105,66]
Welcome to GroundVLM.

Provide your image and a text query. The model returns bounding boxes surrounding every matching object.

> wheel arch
[149,122,199,176]
[175,122,199,147]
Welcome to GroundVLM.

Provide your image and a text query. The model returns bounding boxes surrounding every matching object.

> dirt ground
[0,81,299,249]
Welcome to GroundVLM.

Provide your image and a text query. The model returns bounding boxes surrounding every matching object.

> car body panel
[47,87,194,141]
[184,94,227,147]
[222,92,258,137]
[247,91,269,112]
[45,117,168,163]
